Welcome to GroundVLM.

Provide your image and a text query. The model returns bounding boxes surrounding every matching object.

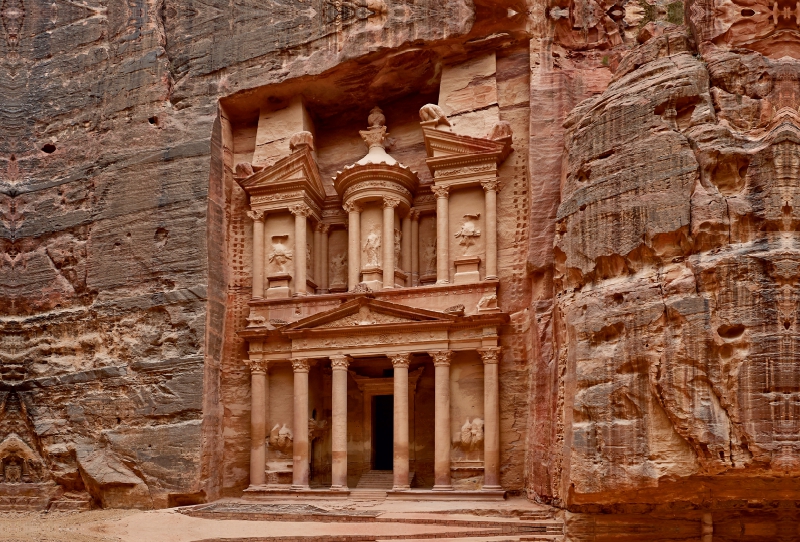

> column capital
[317,222,331,234]
[409,208,421,221]
[383,196,402,209]
[478,347,502,365]
[246,209,265,221]
[431,185,449,199]
[389,352,411,368]
[481,179,501,192]
[343,201,362,214]
[292,358,311,372]
[244,359,269,374]
[330,354,350,370]
[429,350,452,366]
[289,203,313,217]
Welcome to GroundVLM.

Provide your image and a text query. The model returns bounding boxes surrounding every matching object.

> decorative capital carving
[292,358,311,372]
[343,201,362,214]
[408,208,420,221]
[383,196,401,209]
[330,355,350,370]
[481,179,500,192]
[429,350,452,367]
[316,223,330,234]
[431,185,449,199]
[246,209,265,221]
[478,347,501,365]
[244,359,268,374]
[359,125,388,149]
[289,203,312,217]
[389,352,411,368]
[289,131,314,152]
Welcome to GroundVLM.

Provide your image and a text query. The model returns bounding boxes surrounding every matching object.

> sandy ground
[0,497,555,542]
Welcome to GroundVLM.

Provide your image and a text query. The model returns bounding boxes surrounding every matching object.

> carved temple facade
[234,103,514,497]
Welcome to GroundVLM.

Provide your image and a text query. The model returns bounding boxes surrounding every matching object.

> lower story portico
[239,295,508,498]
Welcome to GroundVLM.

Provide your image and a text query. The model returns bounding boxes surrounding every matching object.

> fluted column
[290,204,312,296]
[482,180,499,280]
[479,347,501,490]
[410,210,420,286]
[433,186,450,284]
[390,352,411,490]
[401,210,411,286]
[320,224,330,293]
[330,355,350,490]
[383,197,400,289]
[430,351,453,490]
[245,358,268,486]
[344,202,361,290]
[292,358,311,489]
[247,210,265,298]
[313,223,323,291]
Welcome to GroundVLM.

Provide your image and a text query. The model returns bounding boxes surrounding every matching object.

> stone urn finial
[367,106,386,128]
[289,131,314,152]
[419,104,451,130]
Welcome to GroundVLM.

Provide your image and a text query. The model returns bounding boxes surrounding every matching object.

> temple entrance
[372,395,394,470]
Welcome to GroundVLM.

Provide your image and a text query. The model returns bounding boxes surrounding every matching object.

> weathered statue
[363,226,381,268]
[267,235,292,274]
[454,213,481,255]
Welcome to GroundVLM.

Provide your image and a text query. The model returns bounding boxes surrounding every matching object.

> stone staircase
[350,470,415,500]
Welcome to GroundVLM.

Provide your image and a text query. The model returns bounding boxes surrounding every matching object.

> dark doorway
[372,395,394,470]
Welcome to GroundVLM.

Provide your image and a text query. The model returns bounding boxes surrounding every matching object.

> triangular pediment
[282,297,456,333]
[236,147,326,204]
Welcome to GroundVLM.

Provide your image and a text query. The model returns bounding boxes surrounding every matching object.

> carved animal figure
[419,104,451,127]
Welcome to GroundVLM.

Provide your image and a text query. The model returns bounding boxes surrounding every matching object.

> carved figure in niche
[363,226,381,268]
[4,457,21,483]
[454,213,481,255]
[268,235,293,274]
[394,228,402,265]
[306,243,313,275]
[423,237,437,274]
[459,418,484,451]
[330,252,347,285]
[270,423,293,452]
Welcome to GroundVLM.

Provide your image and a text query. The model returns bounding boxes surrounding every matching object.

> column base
[290,484,311,490]
[435,279,450,285]
[484,275,498,280]
[329,485,349,492]
[391,485,410,491]
[432,484,454,491]
[481,485,503,491]
[292,292,308,297]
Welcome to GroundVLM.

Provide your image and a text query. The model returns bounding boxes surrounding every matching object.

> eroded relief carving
[454,213,481,256]
[459,418,484,451]
[330,252,348,286]
[270,424,294,452]
[268,235,293,274]
[318,305,413,328]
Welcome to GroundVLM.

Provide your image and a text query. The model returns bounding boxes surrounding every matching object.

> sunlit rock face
[555,2,800,508]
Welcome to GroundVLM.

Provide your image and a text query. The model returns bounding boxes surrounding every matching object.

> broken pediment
[281,297,455,333]
[421,124,512,170]
[236,144,327,211]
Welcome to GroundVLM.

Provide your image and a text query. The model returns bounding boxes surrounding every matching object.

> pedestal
[266,273,291,299]
[361,266,383,291]
[454,256,481,285]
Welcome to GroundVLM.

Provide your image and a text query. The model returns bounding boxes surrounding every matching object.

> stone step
[356,470,414,489]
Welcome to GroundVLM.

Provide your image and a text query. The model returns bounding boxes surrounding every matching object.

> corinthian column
[429,350,453,490]
[320,224,330,293]
[432,186,450,284]
[410,210,420,286]
[344,201,361,290]
[481,180,499,280]
[291,358,311,489]
[247,210,265,298]
[289,204,312,296]
[401,210,411,285]
[245,358,268,487]
[383,197,401,289]
[330,355,350,490]
[313,223,323,290]
[390,352,411,490]
[479,347,501,490]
